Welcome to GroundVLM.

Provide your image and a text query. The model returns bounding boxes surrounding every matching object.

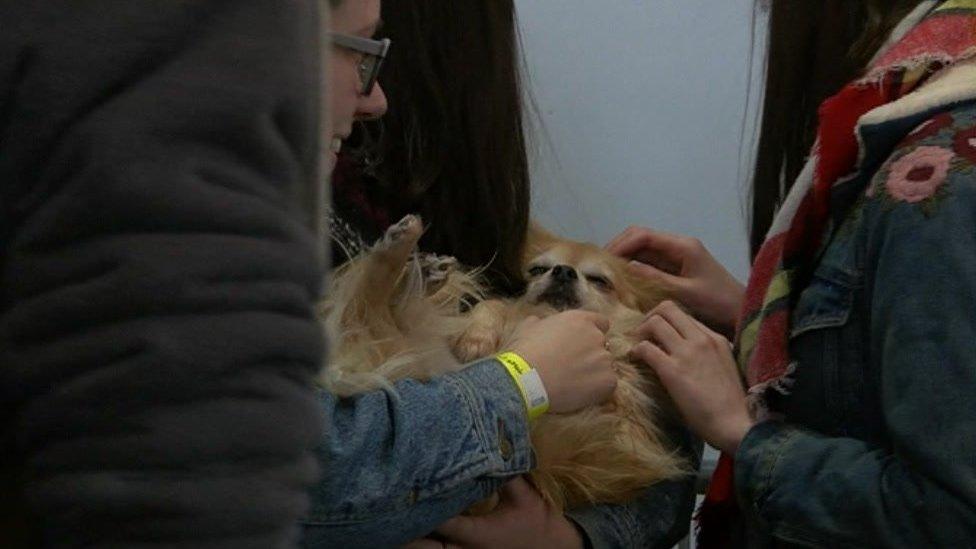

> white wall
[517,0,765,281]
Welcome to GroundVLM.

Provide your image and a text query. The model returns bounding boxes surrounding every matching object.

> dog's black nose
[551,265,578,282]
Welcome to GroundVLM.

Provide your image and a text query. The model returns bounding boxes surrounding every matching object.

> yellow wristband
[496,352,550,420]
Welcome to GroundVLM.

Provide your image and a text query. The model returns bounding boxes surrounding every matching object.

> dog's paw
[381,214,422,245]
[375,215,423,256]
[417,252,458,283]
[453,327,500,362]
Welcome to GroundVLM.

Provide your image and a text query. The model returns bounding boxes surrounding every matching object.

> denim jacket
[301,354,699,548]
[734,101,976,547]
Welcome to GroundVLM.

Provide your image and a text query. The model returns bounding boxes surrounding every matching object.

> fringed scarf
[697,1,976,546]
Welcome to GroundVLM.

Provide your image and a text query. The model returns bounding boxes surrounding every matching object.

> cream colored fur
[319,215,687,511]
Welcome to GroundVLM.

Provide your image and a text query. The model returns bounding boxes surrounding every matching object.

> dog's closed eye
[585,274,613,291]
[528,265,550,277]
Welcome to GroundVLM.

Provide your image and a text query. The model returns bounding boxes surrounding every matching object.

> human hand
[401,476,584,549]
[629,301,754,454]
[606,226,744,337]
[508,311,616,414]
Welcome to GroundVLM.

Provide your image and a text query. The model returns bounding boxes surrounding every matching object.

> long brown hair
[748,0,923,258]
[362,0,532,295]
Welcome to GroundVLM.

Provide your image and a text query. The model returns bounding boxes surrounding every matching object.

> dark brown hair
[363,0,532,295]
[748,0,922,257]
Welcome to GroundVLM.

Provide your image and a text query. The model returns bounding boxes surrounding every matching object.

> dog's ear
[623,266,670,313]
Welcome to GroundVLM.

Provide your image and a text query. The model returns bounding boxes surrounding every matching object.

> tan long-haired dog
[319,215,687,511]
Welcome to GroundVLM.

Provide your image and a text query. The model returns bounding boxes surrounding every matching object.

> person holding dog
[618,0,976,546]
[306,1,639,547]
[363,2,703,548]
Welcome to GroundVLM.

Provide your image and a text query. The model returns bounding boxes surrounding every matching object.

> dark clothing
[328,154,389,265]
[1,2,326,546]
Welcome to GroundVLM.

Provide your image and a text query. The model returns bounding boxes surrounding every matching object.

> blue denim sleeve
[301,358,532,547]
[565,424,702,549]
[734,119,976,546]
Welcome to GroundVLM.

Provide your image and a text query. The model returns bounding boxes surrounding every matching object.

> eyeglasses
[330,33,391,96]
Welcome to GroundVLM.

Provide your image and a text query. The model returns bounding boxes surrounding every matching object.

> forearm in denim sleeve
[302,358,531,545]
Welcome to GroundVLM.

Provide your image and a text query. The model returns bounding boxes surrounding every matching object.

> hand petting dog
[629,301,754,455]
[606,226,744,338]
[607,226,754,454]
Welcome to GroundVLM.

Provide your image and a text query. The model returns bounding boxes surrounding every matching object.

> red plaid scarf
[698,2,976,545]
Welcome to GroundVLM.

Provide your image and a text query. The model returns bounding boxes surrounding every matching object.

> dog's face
[523,240,659,315]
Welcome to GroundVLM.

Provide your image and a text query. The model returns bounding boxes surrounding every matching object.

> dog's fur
[319,215,687,511]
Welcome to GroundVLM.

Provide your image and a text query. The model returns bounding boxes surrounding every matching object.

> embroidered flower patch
[952,125,976,164]
[902,112,954,145]
[883,146,954,203]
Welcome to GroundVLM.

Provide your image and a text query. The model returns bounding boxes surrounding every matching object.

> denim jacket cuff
[448,359,535,475]
[733,420,798,522]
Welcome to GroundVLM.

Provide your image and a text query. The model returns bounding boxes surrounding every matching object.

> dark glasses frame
[330,33,391,96]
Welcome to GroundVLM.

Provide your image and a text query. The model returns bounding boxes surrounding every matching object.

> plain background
[516,4,768,543]
[516,0,767,282]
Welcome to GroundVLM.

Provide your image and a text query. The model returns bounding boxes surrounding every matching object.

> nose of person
[356,81,388,121]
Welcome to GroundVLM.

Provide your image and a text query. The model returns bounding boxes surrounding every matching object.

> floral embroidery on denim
[885,146,954,203]
[902,111,954,145]
[952,125,976,165]
[868,145,955,217]
[866,112,976,217]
